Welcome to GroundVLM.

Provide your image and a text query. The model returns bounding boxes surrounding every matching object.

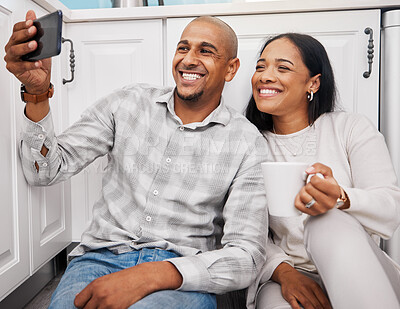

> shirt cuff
[259,257,293,283]
[21,109,54,153]
[166,256,211,292]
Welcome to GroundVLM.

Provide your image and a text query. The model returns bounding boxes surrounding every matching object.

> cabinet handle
[363,27,374,78]
[62,38,75,84]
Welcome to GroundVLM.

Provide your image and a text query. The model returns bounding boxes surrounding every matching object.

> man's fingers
[6,26,37,56]
[15,26,37,45]
[287,297,302,309]
[26,10,37,22]
[5,58,39,76]
[295,293,315,309]
[7,10,37,53]
[4,42,40,76]
[74,287,92,309]
[313,288,332,309]
[6,39,37,59]
[12,20,31,33]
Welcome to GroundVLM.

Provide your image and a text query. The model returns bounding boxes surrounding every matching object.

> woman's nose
[259,68,276,83]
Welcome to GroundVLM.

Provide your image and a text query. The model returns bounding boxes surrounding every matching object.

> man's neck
[174,93,220,125]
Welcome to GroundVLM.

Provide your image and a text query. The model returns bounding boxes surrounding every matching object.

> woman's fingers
[306,163,333,178]
[295,182,337,215]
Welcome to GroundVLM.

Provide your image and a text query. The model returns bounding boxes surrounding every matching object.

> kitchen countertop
[33,0,400,23]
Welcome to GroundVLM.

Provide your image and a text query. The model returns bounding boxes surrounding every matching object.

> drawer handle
[363,27,374,78]
[62,38,75,84]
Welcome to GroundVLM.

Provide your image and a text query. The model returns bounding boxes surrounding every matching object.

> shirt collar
[155,87,231,128]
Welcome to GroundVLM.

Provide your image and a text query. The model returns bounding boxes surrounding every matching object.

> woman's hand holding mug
[295,163,346,216]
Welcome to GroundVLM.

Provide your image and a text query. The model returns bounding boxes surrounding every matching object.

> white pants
[256,209,400,309]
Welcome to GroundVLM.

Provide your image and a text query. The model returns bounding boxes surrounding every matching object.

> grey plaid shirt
[20,83,269,294]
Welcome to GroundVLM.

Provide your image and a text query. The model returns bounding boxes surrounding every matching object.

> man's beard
[175,88,204,102]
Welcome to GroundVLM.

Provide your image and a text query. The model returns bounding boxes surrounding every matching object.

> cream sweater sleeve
[342,114,400,239]
[246,235,293,309]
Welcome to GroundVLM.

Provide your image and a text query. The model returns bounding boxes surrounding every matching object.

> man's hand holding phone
[5,10,52,96]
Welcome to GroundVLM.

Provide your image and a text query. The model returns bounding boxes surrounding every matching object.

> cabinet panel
[66,19,163,240]
[166,10,380,126]
[0,4,30,301]
[30,183,69,271]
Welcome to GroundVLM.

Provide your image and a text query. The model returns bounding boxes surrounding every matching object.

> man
[5,11,269,309]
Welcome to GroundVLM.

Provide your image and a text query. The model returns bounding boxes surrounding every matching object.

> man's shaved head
[188,16,238,59]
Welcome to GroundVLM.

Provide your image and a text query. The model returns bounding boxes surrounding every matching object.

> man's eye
[200,49,212,54]
[177,46,188,52]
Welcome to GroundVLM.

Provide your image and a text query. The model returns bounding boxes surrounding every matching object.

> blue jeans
[49,248,216,309]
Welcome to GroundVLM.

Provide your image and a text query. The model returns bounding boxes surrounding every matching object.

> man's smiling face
[172,20,232,104]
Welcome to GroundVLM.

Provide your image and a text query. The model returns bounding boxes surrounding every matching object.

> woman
[246,33,400,309]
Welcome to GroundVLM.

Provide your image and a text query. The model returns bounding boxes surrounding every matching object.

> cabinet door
[23,2,72,272]
[166,10,380,127]
[66,20,163,240]
[0,1,30,301]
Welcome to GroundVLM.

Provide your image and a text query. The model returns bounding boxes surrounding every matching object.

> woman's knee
[256,281,292,309]
[304,209,370,264]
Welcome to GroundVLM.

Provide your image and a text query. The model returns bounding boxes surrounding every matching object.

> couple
[5,11,400,309]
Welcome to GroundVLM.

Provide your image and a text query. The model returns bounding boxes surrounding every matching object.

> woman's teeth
[260,89,279,94]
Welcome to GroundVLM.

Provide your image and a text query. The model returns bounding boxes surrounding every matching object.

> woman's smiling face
[251,38,316,119]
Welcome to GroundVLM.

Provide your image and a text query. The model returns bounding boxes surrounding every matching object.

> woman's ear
[225,57,240,82]
[309,74,321,94]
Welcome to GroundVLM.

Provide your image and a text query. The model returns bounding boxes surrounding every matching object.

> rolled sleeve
[20,110,59,185]
[167,255,211,292]
[246,237,294,309]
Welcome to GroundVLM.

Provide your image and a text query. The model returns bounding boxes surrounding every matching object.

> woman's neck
[272,114,309,135]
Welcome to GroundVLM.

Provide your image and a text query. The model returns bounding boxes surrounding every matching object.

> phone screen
[22,10,63,61]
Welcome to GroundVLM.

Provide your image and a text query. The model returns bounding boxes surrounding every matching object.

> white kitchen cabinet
[0,0,71,301]
[65,19,164,240]
[166,10,381,127]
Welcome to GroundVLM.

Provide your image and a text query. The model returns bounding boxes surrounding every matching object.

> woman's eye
[255,65,264,71]
[278,66,290,71]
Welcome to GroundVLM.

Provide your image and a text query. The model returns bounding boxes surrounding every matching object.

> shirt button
[42,162,48,167]
[179,126,184,131]
[38,134,44,139]
[166,158,171,163]
[153,189,159,196]
[146,216,152,222]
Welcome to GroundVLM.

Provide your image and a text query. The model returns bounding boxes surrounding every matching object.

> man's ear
[309,73,321,94]
[225,58,240,82]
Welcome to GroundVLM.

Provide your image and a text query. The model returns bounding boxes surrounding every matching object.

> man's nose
[181,49,199,67]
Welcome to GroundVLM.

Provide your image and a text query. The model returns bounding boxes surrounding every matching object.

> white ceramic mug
[261,162,309,217]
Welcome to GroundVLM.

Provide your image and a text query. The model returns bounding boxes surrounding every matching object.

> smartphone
[22,10,63,61]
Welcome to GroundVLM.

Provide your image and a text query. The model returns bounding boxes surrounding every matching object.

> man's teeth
[260,89,279,94]
[182,73,202,80]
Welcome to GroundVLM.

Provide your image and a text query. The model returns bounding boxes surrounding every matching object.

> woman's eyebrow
[275,58,294,66]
